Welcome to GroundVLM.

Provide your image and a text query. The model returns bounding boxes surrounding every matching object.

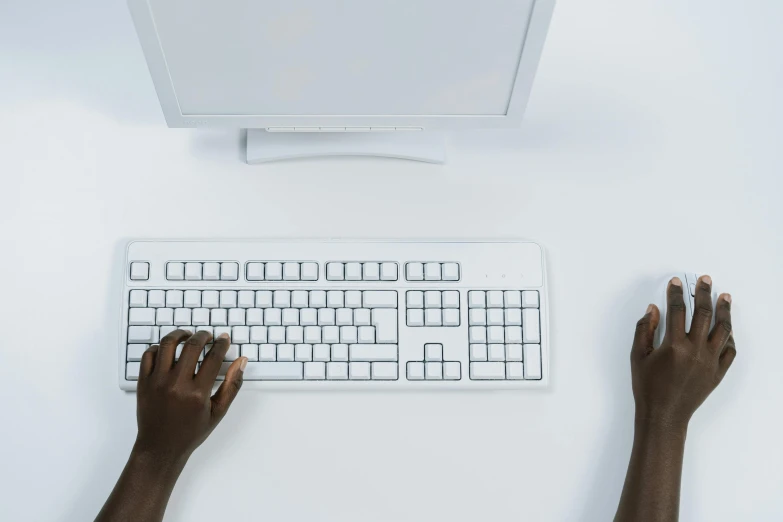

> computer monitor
[128,0,556,163]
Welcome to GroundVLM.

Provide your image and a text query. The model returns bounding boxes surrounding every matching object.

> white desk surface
[1,0,782,520]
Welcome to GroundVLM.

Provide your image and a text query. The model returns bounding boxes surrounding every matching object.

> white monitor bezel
[128,0,556,130]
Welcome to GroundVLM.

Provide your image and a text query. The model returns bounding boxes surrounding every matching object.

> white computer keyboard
[119,239,549,390]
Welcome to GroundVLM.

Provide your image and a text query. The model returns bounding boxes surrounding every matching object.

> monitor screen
[146,0,536,117]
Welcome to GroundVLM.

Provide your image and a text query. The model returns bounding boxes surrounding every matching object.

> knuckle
[636,316,651,329]
[694,306,712,319]
[668,301,686,313]
[717,319,732,334]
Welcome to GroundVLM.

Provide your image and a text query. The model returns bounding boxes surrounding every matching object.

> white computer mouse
[654,272,718,346]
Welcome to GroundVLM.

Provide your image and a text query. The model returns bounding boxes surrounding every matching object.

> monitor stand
[246,130,447,164]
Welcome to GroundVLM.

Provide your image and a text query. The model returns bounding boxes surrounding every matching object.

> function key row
[246,261,318,281]
[405,262,460,282]
[326,262,398,281]
[167,262,238,281]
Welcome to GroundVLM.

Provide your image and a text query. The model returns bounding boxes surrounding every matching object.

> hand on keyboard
[135,330,248,460]
[630,276,736,428]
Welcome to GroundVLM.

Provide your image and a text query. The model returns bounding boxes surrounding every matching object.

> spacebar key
[244,362,303,380]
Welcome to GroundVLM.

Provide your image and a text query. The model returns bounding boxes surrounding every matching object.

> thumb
[632,304,659,360]
[211,357,246,422]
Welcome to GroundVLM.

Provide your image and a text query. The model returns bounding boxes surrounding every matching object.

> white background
[1,0,782,520]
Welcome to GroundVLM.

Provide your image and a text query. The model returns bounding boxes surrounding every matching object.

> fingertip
[239,356,248,372]
[670,277,683,288]
[698,274,712,286]
[720,293,732,305]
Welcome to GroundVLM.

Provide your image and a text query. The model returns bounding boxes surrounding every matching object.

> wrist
[634,412,689,440]
[130,441,190,475]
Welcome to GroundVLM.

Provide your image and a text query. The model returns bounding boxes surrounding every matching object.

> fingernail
[700,275,712,286]
[671,277,682,287]
[646,304,654,314]
[239,357,248,372]
[723,293,732,304]
[218,333,230,340]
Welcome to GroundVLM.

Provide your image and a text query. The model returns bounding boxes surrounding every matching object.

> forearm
[95,444,188,522]
[614,418,688,522]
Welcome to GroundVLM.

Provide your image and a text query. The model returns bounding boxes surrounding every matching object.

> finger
[689,275,713,343]
[195,333,232,387]
[717,335,737,382]
[154,329,193,375]
[139,345,159,382]
[665,277,687,342]
[173,330,209,379]
[211,357,247,422]
[632,304,660,360]
[709,293,733,353]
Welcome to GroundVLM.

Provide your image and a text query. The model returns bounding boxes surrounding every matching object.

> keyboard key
[327,291,344,308]
[129,290,147,308]
[469,327,487,344]
[287,326,304,343]
[504,291,522,308]
[201,290,219,308]
[363,263,380,280]
[129,308,156,326]
[265,262,283,280]
[424,291,441,308]
[244,362,303,380]
[424,263,441,281]
[304,361,326,379]
[246,262,265,281]
[345,263,362,281]
[407,361,424,380]
[442,263,460,281]
[425,362,442,380]
[167,262,184,280]
[327,362,348,380]
[228,308,245,325]
[232,326,250,344]
[241,344,259,361]
[256,290,273,308]
[156,308,174,325]
[442,291,459,308]
[126,362,141,380]
[524,344,542,380]
[130,262,149,281]
[250,326,268,343]
[210,309,227,326]
[283,262,300,280]
[164,290,183,308]
[304,326,322,343]
[318,308,335,326]
[213,326,231,339]
[202,262,220,280]
[380,263,398,281]
[220,262,239,281]
[331,344,348,361]
[340,326,358,344]
[345,291,362,308]
[268,326,286,343]
[301,262,318,281]
[310,290,327,308]
[470,362,506,380]
[469,309,486,326]
[185,262,202,280]
[128,326,158,343]
[127,344,149,362]
[264,308,282,326]
[424,309,442,326]
[191,308,210,325]
[183,290,201,308]
[357,326,375,343]
[224,344,240,361]
[372,362,398,380]
[505,326,523,344]
[259,344,276,361]
[506,344,523,362]
[425,344,442,361]
[487,326,504,343]
[273,290,290,308]
[487,309,504,326]
[354,308,371,326]
[336,308,353,326]
[350,344,397,361]
[468,291,485,308]
[406,263,424,281]
[488,344,505,361]
[246,308,263,325]
[323,326,340,344]
[407,291,424,309]
[443,361,461,380]
[195,326,213,337]
[299,308,317,326]
[363,291,397,308]
[220,290,237,309]
[486,291,504,308]
[372,309,398,343]
[174,308,191,326]
[350,362,371,380]
[523,309,541,343]
[313,344,330,361]
[282,308,299,326]
[277,344,294,361]
[407,309,424,327]
[147,290,166,308]
[327,263,344,281]
[443,309,460,326]
[236,291,254,308]
[507,362,524,380]
[295,343,312,361]
[291,291,309,308]
[522,291,540,308]
[505,309,522,326]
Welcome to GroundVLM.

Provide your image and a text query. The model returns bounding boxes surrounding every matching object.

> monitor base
[246,130,447,164]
